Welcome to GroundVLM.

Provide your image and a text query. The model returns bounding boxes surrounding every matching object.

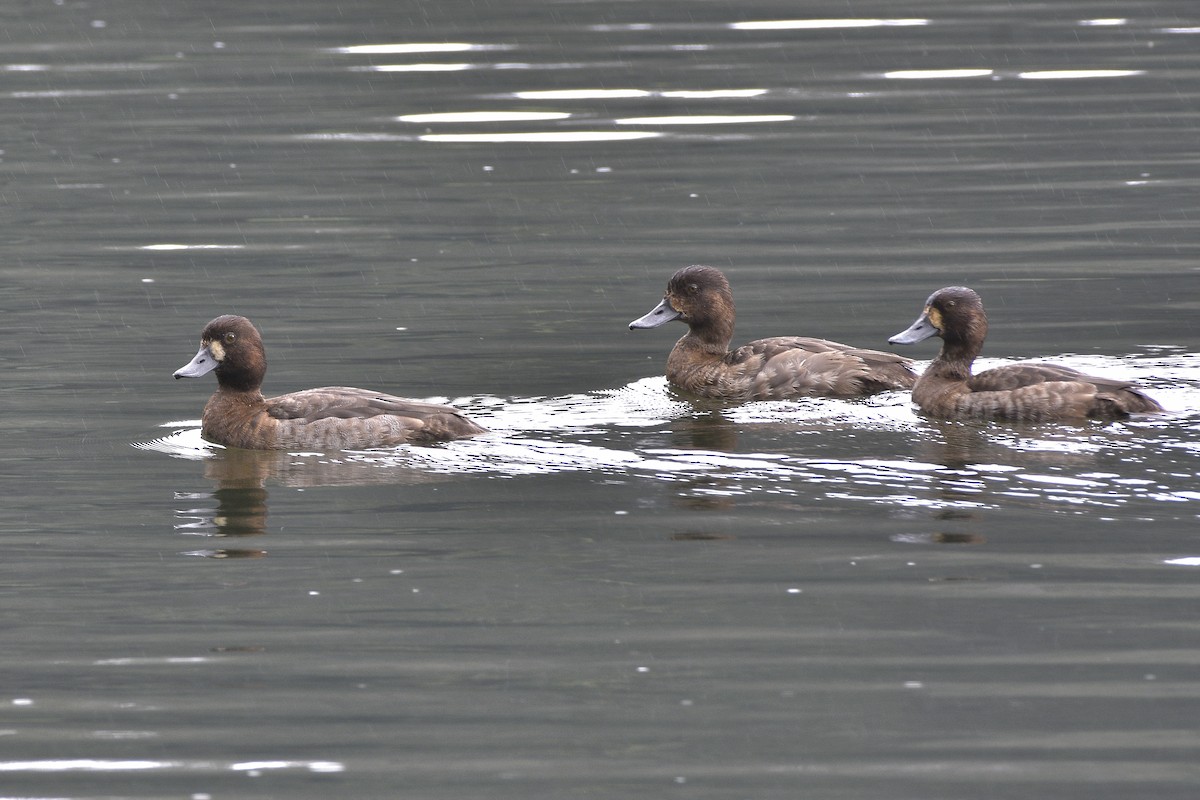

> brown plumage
[888,286,1163,422]
[628,265,917,401]
[173,315,486,450]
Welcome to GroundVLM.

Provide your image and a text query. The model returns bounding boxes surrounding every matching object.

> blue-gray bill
[174,346,218,379]
[629,297,682,330]
[889,313,938,346]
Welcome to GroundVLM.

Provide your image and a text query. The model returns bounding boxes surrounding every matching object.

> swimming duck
[173,315,486,449]
[629,265,917,400]
[888,286,1162,422]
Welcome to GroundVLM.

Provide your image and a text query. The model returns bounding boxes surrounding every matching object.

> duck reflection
[892,514,988,547]
[921,420,993,470]
[174,447,452,555]
[670,409,740,452]
[174,449,277,554]
[667,410,741,514]
[906,418,1132,545]
[918,417,1131,471]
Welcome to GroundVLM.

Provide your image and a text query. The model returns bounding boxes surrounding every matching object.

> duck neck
[215,381,265,401]
[215,364,265,394]
[680,316,734,358]
[928,338,978,381]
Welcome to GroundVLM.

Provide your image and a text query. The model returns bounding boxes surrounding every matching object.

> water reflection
[670,411,740,452]
[512,89,652,99]
[511,88,769,100]
[332,43,506,55]
[397,111,571,123]
[1017,70,1145,80]
[883,69,995,80]
[168,441,466,550]
[0,758,344,774]
[614,114,795,125]
[418,131,661,143]
[919,420,998,469]
[191,484,269,541]
[356,63,474,73]
[730,18,928,31]
[892,527,988,547]
[173,450,270,551]
[881,69,1146,81]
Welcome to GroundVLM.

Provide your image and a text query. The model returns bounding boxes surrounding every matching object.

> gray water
[3,1,1200,798]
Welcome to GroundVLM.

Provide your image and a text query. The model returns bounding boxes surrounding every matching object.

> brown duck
[889,286,1162,422]
[174,315,486,449]
[629,265,916,400]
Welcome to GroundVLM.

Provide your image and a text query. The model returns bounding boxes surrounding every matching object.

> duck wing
[264,386,486,447]
[266,386,469,422]
[968,364,1162,416]
[968,363,1094,391]
[733,337,917,399]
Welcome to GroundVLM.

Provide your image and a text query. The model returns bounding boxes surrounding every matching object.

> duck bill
[174,345,219,379]
[888,312,939,346]
[628,297,682,330]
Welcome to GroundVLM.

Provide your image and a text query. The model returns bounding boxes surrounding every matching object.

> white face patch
[207,339,226,361]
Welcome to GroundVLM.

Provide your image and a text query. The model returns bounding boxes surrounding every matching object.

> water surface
[3,2,1200,798]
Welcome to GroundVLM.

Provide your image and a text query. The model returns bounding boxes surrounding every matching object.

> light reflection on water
[614,114,796,125]
[417,131,662,143]
[331,43,507,54]
[729,19,930,31]
[314,28,1163,150]
[397,111,572,123]
[0,758,345,774]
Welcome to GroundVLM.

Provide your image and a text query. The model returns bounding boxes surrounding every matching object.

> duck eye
[224,332,236,343]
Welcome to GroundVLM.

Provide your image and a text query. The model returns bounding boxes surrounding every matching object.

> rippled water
[140,355,1200,517]
[5,2,1200,798]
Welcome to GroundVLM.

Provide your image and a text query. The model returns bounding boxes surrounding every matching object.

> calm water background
[3,1,1200,798]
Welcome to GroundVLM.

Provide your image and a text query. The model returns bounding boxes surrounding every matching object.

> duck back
[202,386,485,450]
[960,363,1161,420]
[267,387,487,448]
[913,371,1158,422]
[669,335,916,401]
